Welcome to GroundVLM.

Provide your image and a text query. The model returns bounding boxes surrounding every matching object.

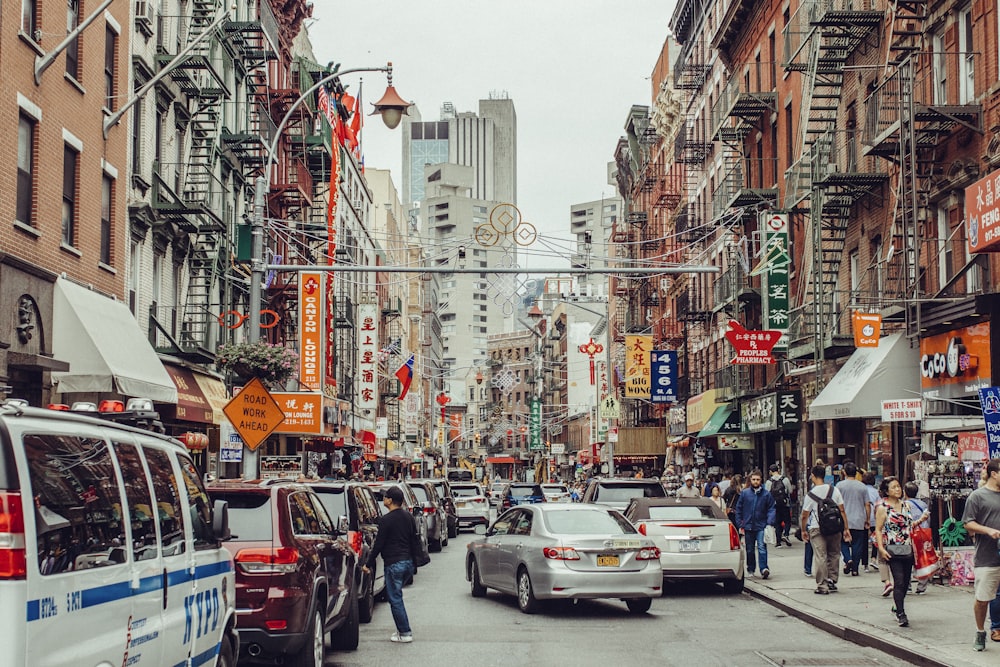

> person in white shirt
[676,473,701,498]
[801,464,851,595]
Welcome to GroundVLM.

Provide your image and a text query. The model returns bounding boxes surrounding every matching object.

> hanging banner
[725,320,782,364]
[357,301,379,411]
[272,392,324,435]
[978,387,1000,458]
[920,323,991,400]
[853,311,882,348]
[530,398,543,450]
[965,170,1000,253]
[624,335,652,398]
[758,212,790,348]
[650,350,678,404]
[299,273,323,390]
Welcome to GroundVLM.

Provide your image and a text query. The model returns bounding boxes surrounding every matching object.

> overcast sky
[309,0,674,269]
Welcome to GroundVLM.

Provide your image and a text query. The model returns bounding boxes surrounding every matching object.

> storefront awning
[51,279,177,403]
[808,333,918,420]
[487,456,517,464]
[164,364,213,423]
[698,406,741,437]
[193,373,229,424]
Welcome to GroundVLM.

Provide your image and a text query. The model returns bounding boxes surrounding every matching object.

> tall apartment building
[569,184,622,295]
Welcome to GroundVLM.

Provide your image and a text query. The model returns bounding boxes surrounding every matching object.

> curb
[744,582,951,667]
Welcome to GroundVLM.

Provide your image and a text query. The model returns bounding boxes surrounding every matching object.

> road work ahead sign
[224,378,286,451]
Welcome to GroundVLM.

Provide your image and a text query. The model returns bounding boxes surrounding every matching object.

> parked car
[541,483,571,503]
[581,478,667,512]
[412,477,459,539]
[499,482,546,510]
[624,497,745,594]
[488,481,509,508]
[406,480,448,551]
[367,482,431,566]
[207,480,359,665]
[450,482,491,530]
[307,481,386,621]
[0,399,238,667]
[466,504,662,614]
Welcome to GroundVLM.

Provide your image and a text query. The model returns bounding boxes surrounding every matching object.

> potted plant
[216,340,299,388]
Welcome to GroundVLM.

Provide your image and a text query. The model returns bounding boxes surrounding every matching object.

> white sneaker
[391,632,413,643]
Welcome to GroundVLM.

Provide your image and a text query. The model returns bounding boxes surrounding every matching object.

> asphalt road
[321,525,913,667]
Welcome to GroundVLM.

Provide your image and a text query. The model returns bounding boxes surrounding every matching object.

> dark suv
[411,477,459,539]
[208,481,359,665]
[368,481,431,566]
[308,481,385,623]
[581,478,667,511]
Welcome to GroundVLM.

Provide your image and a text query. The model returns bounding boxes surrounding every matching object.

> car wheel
[516,568,538,614]
[216,631,236,667]
[448,521,459,539]
[625,597,652,614]
[330,589,360,651]
[441,530,449,547]
[723,574,745,595]
[358,574,375,624]
[295,608,325,667]
[470,558,487,598]
[429,533,443,552]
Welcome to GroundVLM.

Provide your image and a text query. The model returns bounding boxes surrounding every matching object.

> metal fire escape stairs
[781,0,883,362]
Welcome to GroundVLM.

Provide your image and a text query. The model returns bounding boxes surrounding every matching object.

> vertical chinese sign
[650,350,677,404]
[357,301,378,411]
[624,335,652,398]
[759,212,790,349]
[530,397,542,450]
[298,272,322,391]
[317,84,341,392]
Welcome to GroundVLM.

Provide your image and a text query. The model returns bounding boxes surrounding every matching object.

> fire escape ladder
[181,230,223,351]
[887,0,927,67]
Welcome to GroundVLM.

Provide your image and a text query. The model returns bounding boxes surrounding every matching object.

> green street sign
[530,398,543,450]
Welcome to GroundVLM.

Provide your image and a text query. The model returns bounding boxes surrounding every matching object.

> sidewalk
[744,541,995,666]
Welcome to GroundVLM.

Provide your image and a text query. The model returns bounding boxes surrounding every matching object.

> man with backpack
[801,464,852,594]
[765,463,793,547]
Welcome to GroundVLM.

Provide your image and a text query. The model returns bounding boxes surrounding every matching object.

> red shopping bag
[912,526,939,580]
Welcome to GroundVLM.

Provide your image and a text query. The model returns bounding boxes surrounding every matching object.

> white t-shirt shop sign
[881,399,922,422]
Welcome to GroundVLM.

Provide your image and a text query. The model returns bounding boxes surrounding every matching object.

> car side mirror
[336,515,350,535]
[474,524,487,535]
[212,500,232,541]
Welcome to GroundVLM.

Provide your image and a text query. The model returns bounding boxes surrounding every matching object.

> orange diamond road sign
[223,378,286,451]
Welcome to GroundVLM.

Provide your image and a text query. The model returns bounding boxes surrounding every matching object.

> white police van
[0,398,238,666]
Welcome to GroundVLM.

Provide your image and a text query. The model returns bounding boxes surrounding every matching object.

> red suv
[208,481,360,665]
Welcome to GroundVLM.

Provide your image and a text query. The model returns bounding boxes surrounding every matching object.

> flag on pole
[395,354,415,400]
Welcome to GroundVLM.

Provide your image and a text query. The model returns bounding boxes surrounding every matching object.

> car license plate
[679,540,700,552]
[455,501,466,508]
[597,555,620,567]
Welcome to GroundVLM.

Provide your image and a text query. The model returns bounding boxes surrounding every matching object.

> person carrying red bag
[904,481,938,594]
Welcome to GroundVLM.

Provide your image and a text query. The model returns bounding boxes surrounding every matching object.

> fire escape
[863,2,982,334]
[781,0,885,362]
[381,293,403,446]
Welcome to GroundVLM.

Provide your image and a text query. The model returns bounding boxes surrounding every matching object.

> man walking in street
[801,464,851,594]
[765,463,793,547]
[837,461,870,576]
[735,470,776,579]
[363,485,419,643]
[677,473,701,498]
[961,458,1000,651]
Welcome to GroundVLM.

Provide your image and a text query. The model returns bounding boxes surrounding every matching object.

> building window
[131,98,143,174]
[62,145,79,246]
[104,24,117,110]
[22,0,37,38]
[66,0,81,80]
[100,174,113,264]
[17,114,35,225]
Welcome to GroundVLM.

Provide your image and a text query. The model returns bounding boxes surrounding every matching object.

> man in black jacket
[363,485,418,643]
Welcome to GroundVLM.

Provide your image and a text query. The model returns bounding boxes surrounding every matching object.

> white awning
[808,333,918,420]
[51,279,178,403]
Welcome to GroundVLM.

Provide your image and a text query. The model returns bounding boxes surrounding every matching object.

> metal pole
[262,264,720,275]
[35,0,115,83]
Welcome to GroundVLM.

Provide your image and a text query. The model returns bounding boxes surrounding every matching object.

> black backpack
[808,486,844,536]
[769,476,789,506]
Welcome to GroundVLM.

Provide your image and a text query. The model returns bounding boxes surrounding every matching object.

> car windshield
[510,484,542,497]
[645,505,719,520]
[544,508,638,535]
[312,488,348,521]
[214,493,271,541]
[453,486,481,497]
[595,483,665,502]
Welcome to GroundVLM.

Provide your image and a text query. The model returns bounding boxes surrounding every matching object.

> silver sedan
[465,504,662,614]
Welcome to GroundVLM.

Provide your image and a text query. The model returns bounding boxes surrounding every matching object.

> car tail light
[729,524,741,550]
[422,506,436,515]
[637,523,647,536]
[235,547,299,574]
[0,492,26,579]
[636,546,661,560]
[543,546,580,560]
[347,530,363,556]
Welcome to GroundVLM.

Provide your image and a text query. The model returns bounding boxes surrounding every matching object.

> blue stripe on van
[26,560,233,622]
[171,641,221,667]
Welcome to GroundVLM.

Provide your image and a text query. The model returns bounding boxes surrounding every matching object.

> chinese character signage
[852,311,882,348]
[650,350,678,404]
[272,392,323,434]
[724,320,782,364]
[966,171,1000,253]
[624,335,652,398]
[530,397,543,450]
[758,212,790,348]
[357,302,379,411]
[978,387,1000,458]
[920,323,991,400]
[299,272,323,390]
[742,391,801,433]
[776,390,801,430]
[881,398,922,422]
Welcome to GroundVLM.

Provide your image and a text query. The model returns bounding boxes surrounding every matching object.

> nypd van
[0,399,238,666]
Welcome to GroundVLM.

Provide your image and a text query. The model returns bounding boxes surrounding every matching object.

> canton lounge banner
[356,302,379,411]
[624,335,652,398]
[298,273,323,390]
[758,212,790,348]
[650,350,678,404]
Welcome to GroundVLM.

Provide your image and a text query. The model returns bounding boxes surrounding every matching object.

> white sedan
[451,482,491,530]
[466,504,662,614]
[541,483,571,503]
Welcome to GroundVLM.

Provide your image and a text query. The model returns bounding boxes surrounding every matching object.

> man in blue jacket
[735,469,777,579]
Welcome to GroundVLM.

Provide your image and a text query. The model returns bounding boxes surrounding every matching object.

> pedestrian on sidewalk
[838,462,871,577]
[364,485,419,643]
[863,471,880,573]
[765,464,793,547]
[735,470,776,579]
[709,484,726,513]
[904,481,931,595]
[960,458,1000,652]
[801,464,850,595]
[724,474,743,526]
[875,476,927,628]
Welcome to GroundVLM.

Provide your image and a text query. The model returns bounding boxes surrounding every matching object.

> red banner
[724,320,781,364]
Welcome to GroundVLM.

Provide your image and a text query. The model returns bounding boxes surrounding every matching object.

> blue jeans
[840,529,866,573]
[745,529,769,573]
[384,560,413,635]
[990,584,1000,631]
[805,540,813,574]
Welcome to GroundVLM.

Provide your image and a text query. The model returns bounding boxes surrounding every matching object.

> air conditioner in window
[352,199,364,211]
[135,0,155,25]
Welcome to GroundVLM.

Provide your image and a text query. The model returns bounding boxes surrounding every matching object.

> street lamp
[247,62,411,338]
